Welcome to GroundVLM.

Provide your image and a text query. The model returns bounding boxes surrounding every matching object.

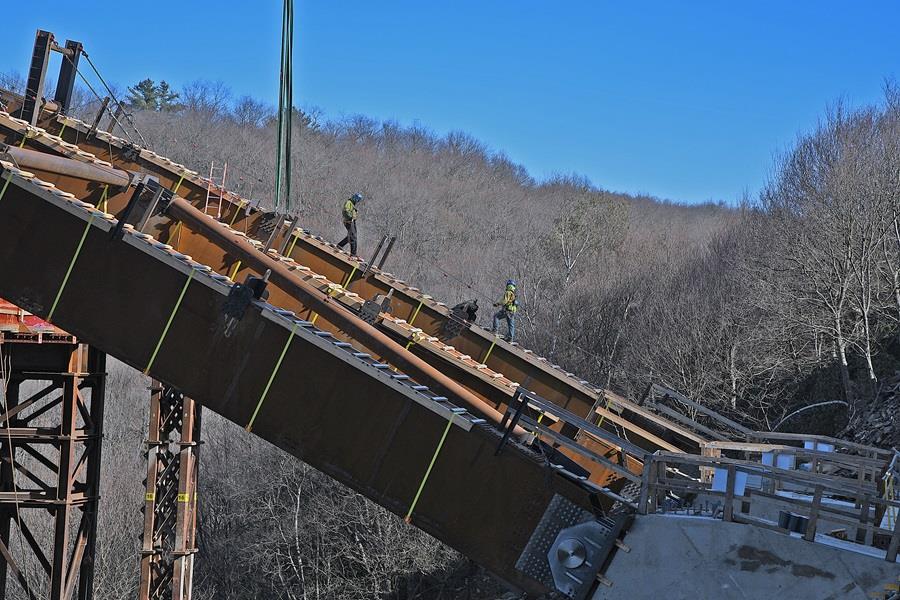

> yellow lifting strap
[228,260,242,281]
[404,413,456,524]
[98,185,109,213]
[228,200,246,226]
[341,265,358,288]
[405,330,424,351]
[407,300,424,327]
[246,322,298,432]
[480,337,497,364]
[285,228,302,258]
[143,269,195,375]
[47,213,97,323]
[172,174,185,195]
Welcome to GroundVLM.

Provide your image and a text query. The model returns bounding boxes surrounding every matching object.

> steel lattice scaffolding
[139,383,201,600]
[0,332,105,600]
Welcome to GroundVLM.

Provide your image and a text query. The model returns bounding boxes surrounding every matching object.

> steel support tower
[0,331,105,600]
[138,384,201,600]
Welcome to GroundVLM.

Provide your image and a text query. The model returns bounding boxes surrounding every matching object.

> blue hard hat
[506,279,516,286]
[351,193,363,203]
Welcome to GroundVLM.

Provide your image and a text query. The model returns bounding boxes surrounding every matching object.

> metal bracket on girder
[516,494,632,600]
[223,270,271,337]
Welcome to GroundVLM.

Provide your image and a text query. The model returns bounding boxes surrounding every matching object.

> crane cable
[274,0,295,215]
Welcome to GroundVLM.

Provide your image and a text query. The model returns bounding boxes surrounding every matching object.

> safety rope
[246,322,298,432]
[62,53,136,146]
[80,50,148,146]
[143,269,195,375]
[47,213,96,323]
[404,413,455,524]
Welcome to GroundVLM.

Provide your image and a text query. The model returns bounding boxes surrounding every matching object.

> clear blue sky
[3,2,897,203]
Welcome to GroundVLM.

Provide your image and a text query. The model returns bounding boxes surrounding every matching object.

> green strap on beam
[341,265,358,288]
[245,322,298,432]
[404,413,456,524]
[47,213,97,323]
[0,172,13,205]
[143,269,195,375]
[407,300,424,326]
[480,338,497,364]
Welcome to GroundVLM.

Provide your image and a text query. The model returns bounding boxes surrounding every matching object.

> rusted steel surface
[166,196,527,439]
[0,144,130,187]
[0,113,639,483]
[0,166,605,594]
[40,112,705,455]
[139,384,200,600]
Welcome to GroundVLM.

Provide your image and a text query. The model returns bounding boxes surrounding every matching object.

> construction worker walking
[337,193,362,256]
[490,280,518,342]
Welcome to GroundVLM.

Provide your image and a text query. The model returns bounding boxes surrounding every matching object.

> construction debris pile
[846,373,900,450]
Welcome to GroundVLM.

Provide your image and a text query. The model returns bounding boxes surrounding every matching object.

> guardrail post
[656,461,667,511]
[724,464,736,522]
[855,498,870,544]
[638,459,653,515]
[803,485,823,542]
[887,510,900,563]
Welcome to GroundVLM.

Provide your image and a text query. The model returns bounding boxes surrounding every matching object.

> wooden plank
[652,451,880,498]
[752,431,893,460]
[605,393,712,444]
[639,399,727,442]
[733,512,791,535]
[651,384,751,435]
[593,405,683,453]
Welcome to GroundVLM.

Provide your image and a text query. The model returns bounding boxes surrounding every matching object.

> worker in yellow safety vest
[490,279,518,342]
[337,193,362,256]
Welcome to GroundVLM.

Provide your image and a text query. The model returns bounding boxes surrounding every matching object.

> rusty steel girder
[40,112,705,456]
[0,164,611,595]
[0,113,638,487]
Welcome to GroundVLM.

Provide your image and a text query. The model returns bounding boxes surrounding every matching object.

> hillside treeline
[3,73,899,598]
